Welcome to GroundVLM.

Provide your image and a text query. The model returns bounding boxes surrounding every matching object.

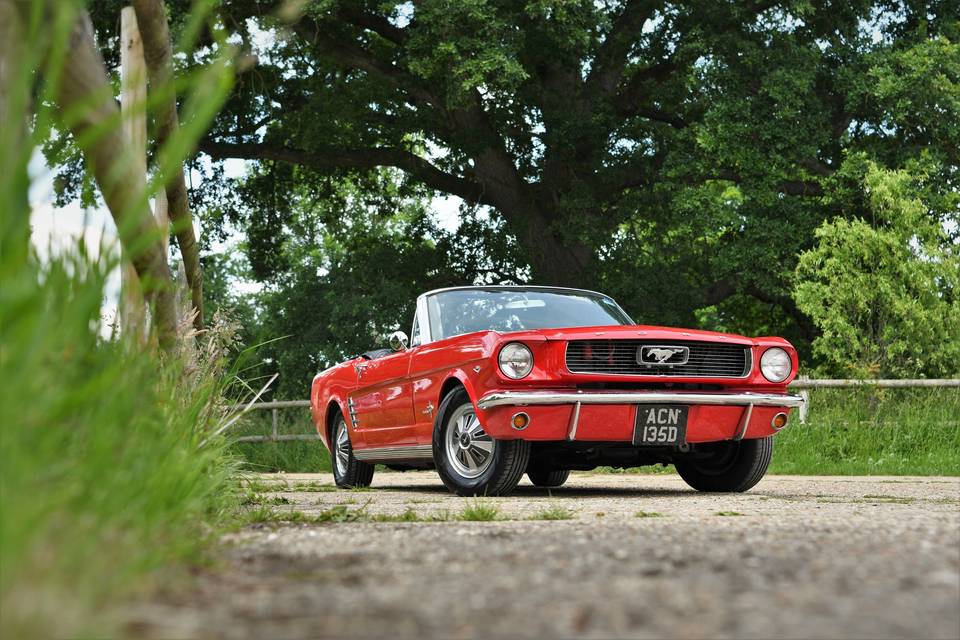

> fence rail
[229,378,958,443]
[789,378,959,389]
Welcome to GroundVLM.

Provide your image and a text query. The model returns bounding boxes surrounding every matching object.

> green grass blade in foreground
[0,250,243,637]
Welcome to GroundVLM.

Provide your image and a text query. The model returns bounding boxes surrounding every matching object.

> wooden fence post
[119,6,148,345]
[120,5,171,347]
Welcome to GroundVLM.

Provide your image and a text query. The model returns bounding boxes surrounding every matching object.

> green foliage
[459,500,501,521]
[232,440,332,473]
[770,388,960,476]
[528,505,576,521]
[0,249,240,637]
[241,172,523,396]
[0,3,242,635]
[62,1,960,375]
[795,162,960,378]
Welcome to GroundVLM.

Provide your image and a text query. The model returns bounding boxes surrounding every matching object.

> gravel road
[129,473,959,639]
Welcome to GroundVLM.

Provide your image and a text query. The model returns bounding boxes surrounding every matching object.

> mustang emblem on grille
[638,345,690,365]
[646,348,682,363]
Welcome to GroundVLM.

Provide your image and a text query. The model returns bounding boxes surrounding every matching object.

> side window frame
[410,314,422,347]
[412,295,433,345]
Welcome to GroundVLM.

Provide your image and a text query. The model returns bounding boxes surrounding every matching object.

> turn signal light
[511,412,530,430]
[771,412,788,430]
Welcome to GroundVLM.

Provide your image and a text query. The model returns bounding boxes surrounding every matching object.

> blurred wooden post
[121,6,171,346]
[272,408,279,441]
[155,188,168,256]
[119,7,148,345]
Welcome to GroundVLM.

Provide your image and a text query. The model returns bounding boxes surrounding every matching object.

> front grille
[565,340,751,378]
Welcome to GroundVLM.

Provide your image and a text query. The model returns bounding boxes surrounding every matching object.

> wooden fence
[230,379,959,443]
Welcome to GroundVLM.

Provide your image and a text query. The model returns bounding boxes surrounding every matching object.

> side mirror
[388,330,409,352]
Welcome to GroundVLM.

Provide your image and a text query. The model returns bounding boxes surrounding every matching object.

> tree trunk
[523,225,594,287]
[507,203,595,287]
[53,10,177,354]
[132,0,204,331]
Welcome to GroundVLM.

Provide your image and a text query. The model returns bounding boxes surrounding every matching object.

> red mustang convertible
[310,286,803,496]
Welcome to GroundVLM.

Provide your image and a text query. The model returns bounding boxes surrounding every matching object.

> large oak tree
[68,0,957,355]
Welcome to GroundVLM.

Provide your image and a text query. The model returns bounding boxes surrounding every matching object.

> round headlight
[498,343,533,379]
[760,347,792,383]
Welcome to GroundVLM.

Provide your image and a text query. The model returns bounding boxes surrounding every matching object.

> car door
[349,350,417,448]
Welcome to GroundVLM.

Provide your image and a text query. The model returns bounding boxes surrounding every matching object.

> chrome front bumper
[476,390,805,410]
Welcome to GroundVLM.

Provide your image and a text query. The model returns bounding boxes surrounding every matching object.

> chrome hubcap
[445,405,495,479]
[334,419,350,476]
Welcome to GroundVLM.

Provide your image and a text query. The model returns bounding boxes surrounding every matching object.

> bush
[794,161,960,378]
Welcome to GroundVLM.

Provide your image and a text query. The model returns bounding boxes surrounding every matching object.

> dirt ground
[128,472,960,639]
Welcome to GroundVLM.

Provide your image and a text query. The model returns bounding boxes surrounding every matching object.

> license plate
[633,405,688,446]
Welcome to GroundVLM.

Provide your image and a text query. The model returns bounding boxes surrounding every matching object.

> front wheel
[433,388,530,496]
[330,414,374,488]
[675,437,773,492]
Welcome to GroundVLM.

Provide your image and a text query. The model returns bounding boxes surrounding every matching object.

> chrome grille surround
[565,339,752,378]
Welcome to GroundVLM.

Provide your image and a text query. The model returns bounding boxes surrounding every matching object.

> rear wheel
[330,414,374,488]
[526,467,570,488]
[675,437,773,492]
[433,388,530,496]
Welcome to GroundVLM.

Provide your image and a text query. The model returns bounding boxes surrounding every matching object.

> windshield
[426,288,633,341]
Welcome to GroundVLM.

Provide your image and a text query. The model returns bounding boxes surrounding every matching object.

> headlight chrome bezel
[498,342,534,379]
[760,347,792,383]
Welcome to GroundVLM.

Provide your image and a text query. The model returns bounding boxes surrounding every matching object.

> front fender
[443,368,482,411]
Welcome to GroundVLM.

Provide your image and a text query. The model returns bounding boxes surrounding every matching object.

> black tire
[527,467,570,488]
[432,388,530,496]
[330,413,374,489]
[675,437,773,492]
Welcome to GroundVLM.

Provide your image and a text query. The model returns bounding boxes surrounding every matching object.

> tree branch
[51,9,177,352]
[289,18,435,106]
[198,138,494,207]
[336,6,408,45]
[133,0,204,330]
[585,0,660,97]
[709,168,826,197]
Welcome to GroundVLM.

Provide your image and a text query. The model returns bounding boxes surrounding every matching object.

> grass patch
[290,481,337,492]
[246,504,372,525]
[594,464,675,475]
[1,252,241,637]
[231,388,960,478]
[241,492,291,506]
[528,505,576,520]
[770,387,959,475]
[858,495,917,504]
[242,478,290,493]
[716,511,745,516]
[634,511,665,518]
[246,504,464,524]
[231,439,331,473]
[372,508,423,522]
[459,500,502,521]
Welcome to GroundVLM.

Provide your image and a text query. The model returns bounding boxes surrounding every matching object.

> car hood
[530,325,756,346]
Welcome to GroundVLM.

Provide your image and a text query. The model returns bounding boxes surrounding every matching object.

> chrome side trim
[477,390,805,410]
[353,444,434,461]
[566,401,582,441]
[347,396,359,429]
[733,404,754,441]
